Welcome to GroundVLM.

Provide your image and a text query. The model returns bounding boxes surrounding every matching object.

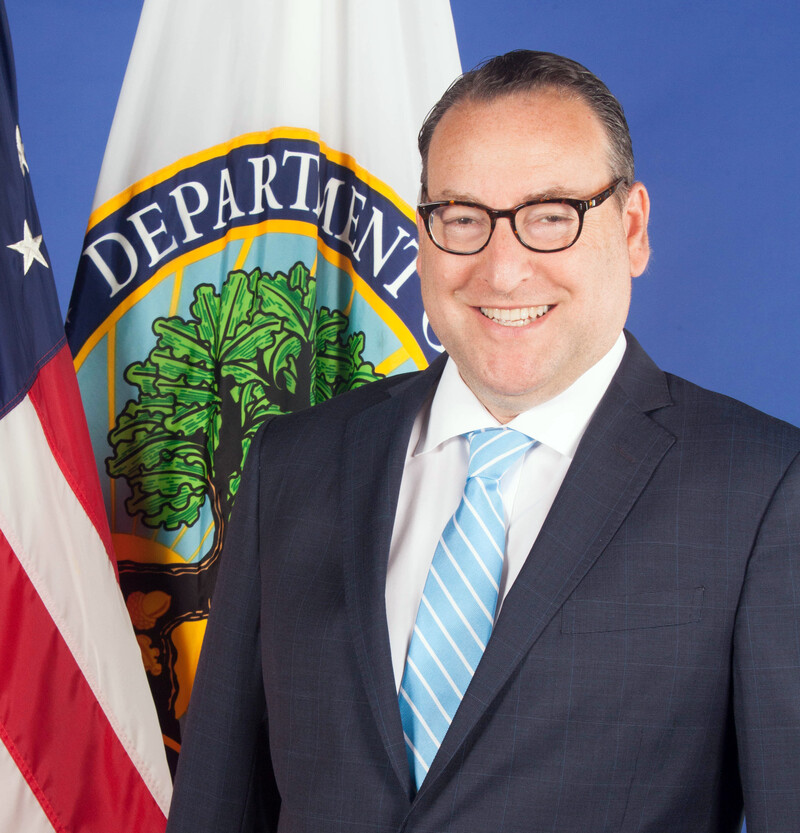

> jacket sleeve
[734,450,800,832]
[166,426,279,833]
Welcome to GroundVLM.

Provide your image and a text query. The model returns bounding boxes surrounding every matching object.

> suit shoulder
[660,371,800,455]
[280,368,422,425]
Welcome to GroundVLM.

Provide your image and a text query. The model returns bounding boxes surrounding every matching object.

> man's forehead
[425,90,614,197]
[429,89,606,154]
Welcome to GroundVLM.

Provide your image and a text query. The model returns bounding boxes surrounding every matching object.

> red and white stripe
[0,344,172,832]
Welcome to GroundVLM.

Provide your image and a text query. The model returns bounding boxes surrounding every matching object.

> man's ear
[624,181,650,277]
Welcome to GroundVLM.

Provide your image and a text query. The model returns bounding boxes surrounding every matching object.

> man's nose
[479,217,535,293]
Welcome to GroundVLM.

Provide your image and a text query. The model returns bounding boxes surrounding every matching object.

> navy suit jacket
[166,333,800,833]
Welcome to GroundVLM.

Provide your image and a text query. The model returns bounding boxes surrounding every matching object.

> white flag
[67,0,461,768]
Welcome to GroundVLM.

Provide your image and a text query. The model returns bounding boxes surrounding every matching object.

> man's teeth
[480,305,551,326]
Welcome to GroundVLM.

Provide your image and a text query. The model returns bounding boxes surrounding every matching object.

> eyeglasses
[417,179,625,255]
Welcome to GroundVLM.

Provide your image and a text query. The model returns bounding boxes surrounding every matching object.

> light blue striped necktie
[398,427,537,788]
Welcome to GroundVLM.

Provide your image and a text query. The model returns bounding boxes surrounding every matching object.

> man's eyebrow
[520,183,593,201]
[428,184,578,205]
[429,189,484,202]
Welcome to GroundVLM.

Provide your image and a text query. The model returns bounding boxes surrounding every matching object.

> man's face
[417,89,650,422]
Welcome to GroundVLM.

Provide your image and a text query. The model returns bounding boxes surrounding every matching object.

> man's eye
[538,212,572,224]
[526,209,574,225]
[435,207,489,233]
[519,204,578,235]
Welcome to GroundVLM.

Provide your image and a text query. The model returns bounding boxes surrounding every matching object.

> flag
[0,4,172,831]
[66,0,461,770]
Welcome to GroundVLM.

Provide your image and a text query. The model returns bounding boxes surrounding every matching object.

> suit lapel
[341,358,446,796]
[417,335,677,796]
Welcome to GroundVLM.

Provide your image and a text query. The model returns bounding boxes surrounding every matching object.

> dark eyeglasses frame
[417,178,626,255]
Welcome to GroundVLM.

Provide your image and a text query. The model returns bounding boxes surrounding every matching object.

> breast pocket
[561,587,705,634]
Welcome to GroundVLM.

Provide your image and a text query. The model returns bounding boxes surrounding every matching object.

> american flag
[0,3,171,831]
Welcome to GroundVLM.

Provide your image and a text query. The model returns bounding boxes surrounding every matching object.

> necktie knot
[466,427,535,483]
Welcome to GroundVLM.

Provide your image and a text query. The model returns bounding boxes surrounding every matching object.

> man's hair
[418,50,634,197]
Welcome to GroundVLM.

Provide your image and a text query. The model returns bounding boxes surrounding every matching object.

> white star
[8,220,48,274]
[16,126,29,176]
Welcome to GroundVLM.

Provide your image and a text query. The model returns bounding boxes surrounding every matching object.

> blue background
[6,0,800,436]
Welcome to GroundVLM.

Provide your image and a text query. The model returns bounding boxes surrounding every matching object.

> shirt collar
[416,332,626,460]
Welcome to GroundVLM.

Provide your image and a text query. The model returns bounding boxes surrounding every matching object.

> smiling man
[167,51,800,833]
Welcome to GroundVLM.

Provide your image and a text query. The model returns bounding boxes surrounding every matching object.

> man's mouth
[479,305,553,327]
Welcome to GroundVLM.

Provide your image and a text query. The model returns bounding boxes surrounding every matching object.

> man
[167,51,800,832]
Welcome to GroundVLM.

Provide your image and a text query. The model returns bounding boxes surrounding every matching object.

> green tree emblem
[107,262,381,763]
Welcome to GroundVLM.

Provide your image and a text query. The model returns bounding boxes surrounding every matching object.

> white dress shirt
[385,332,627,689]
